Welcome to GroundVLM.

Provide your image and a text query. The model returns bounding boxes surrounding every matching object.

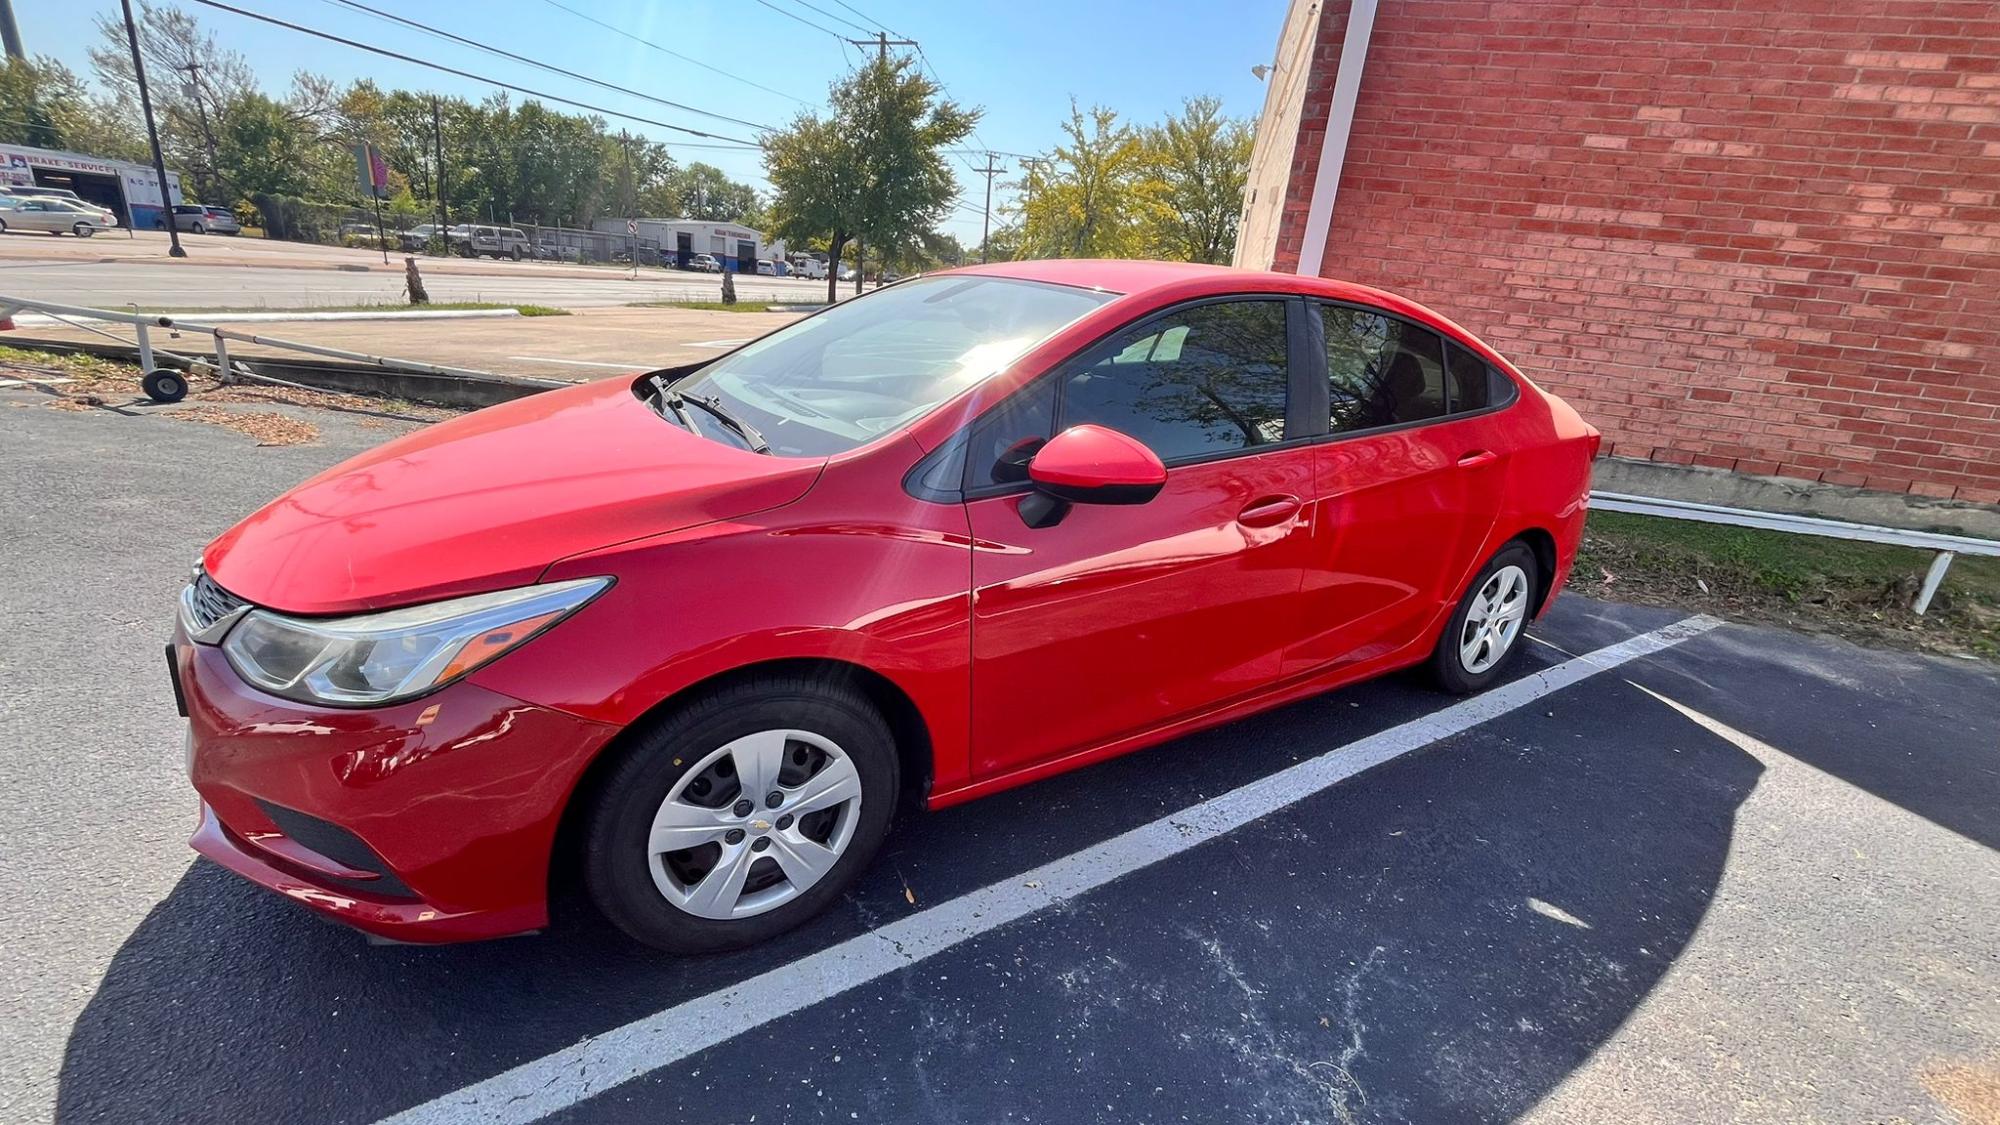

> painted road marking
[378,614,1723,1125]
[687,338,748,349]
[506,356,651,370]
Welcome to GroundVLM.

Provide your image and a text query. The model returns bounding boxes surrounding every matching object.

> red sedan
[172,260,1597,951]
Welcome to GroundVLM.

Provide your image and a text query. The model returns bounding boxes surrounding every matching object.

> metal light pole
[122,0,185,257]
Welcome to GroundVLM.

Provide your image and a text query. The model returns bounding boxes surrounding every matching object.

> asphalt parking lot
[3,390,1996,1124]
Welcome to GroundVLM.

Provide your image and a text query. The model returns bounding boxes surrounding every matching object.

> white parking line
[506,356,652,370]
[378,614,1722,1125]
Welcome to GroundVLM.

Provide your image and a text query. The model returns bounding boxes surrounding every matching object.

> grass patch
[627,300,817,313]
[1576,509,2000,658]
[130,301,568,316]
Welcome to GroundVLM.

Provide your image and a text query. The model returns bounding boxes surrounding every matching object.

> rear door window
[1320,304,1448,433]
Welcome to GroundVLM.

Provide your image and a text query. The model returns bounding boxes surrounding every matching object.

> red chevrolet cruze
[171,260,1597,951]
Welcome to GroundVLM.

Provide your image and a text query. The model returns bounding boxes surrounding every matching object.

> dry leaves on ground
[168,406,320,446]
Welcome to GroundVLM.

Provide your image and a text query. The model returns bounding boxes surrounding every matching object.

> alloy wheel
[647,728,863,920]
[1459,563,1529,674]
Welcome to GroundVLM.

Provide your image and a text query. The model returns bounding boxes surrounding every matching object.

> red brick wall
[1277,0,2000,503]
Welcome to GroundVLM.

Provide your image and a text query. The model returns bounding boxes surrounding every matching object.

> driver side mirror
[1018,425,1166,528]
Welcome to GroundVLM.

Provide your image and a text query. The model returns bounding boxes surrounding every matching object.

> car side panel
[468,437,979,795]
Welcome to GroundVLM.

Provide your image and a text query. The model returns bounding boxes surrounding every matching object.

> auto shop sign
[1,147,122,185]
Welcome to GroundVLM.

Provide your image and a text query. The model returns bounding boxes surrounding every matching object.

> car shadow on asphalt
[55,605,1766,1123]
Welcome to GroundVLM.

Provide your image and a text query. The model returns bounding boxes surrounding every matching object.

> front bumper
[175,635,619,943]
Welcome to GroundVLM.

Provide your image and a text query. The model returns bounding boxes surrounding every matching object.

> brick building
[1237,0,2000,507]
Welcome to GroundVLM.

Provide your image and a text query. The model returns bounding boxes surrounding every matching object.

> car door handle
[1237,495,1302,527]
[1457,449,1498,469]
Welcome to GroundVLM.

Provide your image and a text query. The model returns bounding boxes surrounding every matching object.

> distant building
[0,143,183,229]
[592,218,784,272]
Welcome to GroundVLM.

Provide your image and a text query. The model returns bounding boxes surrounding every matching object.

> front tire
[1429,543,1539,694]
[582,674,899,953]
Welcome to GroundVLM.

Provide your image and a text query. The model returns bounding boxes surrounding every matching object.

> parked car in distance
[0,196,104,236]
[837,262,857,281]
[448,224,532,259]
[791,256,827,280]
[754,258,776,276]
[173,259,1596,954]
[163,204,236,234]
[397,223,442,252]
[688,253,721,273]
[0,185,86,205]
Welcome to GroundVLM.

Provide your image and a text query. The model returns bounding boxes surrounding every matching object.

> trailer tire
[142,370,189,403]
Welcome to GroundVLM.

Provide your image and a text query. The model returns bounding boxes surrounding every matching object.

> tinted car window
[1061,300,1290,463]
[1443,337,1517,414]
[1321,304,1448,432]
[966,377,1055,489]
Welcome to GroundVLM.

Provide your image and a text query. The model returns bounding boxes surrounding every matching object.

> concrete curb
[12,308,526,328]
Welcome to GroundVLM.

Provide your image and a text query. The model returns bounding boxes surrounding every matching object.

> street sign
[627,219,638,235]
[352,143,389,199]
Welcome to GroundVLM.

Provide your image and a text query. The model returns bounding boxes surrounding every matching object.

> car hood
[204,377,824,616]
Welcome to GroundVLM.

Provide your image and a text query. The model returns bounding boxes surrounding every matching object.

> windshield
[667,276,1113,457]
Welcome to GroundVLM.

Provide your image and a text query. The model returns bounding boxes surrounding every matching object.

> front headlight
[221,578,610,707]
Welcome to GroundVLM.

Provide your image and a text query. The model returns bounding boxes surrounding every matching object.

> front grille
[186,571,248,632]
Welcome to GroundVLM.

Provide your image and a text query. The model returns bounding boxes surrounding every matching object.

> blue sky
[21,0,1289,241]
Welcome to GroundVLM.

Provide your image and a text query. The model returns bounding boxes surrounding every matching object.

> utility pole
[843,32,916,293]
[619,130,637,277]
[0,0,25,61]
[122,0,184,257]
[176,62,219,204]
[975,153,1005,263]
[430,96,447,241]
[846,31,916,64]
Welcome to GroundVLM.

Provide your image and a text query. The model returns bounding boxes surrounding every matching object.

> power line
[824,0,904,37]
[532,0,812,106]
[753,0,845,39]
[324,0,774,133]
[185,0,764,145]
[780,0,875,36]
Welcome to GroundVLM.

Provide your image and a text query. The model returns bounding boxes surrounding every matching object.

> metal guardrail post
[1914,551,1955,617]
[212,332,232,384]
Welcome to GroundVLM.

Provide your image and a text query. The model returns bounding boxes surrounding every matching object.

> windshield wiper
[677,391,771,453]
[646,376,770,453]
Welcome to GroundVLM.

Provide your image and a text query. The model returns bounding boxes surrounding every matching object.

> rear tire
[73,223,94,238]
[581,674,899,953]
[1428,542,1539,694]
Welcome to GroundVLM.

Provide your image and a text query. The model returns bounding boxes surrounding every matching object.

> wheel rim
[647,728,863,921]
[1459,564,1530,675]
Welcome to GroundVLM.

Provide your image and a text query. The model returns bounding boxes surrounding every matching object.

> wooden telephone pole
[975,153,1006,263]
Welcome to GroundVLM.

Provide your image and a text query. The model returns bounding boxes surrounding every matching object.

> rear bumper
[177,637,620,943]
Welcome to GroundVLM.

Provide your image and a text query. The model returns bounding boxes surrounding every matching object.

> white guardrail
[1590,491,2000,616]
[0,294,565,401]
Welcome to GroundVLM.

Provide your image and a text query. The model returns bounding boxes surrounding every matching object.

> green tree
[216,91,311,225]
[1,56,148,159]
[90,2,256,204]
[764,54,976,299]
[763,112,860,303]
[644,161,758,221]
[1138,97,1252,264]
[1014,102,1147,259]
